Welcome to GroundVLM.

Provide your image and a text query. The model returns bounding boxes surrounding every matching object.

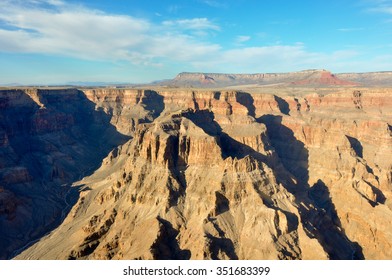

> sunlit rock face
[1,84,391,260]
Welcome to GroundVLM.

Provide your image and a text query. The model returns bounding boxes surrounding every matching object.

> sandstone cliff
[0,88,129,259]
[4,86,391,260]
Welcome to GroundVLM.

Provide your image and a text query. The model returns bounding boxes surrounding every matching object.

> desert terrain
[1,70,391,259]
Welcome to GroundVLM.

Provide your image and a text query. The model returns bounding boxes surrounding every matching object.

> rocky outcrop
[10,86,392,260]
[83,89,164,136]
[0,88,129,259]
[15,108,322,260]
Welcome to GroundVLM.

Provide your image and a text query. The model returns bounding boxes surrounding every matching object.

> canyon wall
[0,88,129,259]
[1,86,391,259]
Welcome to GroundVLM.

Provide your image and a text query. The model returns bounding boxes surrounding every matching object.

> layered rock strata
[0,88,129,259]
[3,86,390,260]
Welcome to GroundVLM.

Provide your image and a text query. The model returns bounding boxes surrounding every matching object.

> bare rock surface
[0,88,129,259]
[3,84,390,260]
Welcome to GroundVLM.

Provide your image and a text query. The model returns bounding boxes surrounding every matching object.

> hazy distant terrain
[154,69,392,88]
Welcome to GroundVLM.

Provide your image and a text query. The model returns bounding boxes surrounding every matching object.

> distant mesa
[290,69,358,86]
[159,69,392,88]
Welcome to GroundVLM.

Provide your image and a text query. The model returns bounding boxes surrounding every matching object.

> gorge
[1,71,392,260]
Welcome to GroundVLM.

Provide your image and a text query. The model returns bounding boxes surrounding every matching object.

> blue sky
[0,0,392,84]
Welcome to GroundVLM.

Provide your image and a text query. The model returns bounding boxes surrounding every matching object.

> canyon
[1,70,392,260]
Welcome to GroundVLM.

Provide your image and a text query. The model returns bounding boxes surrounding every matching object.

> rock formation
[158,69,392,88]
[0,88,129,259]
[1,84,389,260]
[290,70,357,86]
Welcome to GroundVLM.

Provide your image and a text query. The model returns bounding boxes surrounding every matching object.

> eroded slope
[12,87,392,260]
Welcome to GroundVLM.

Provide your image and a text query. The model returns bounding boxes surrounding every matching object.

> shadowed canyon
[1,70,392,260]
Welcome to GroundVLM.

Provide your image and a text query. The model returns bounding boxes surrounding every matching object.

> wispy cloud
[191,45,364,74]
[0,1,150,61]
[235,35,251,44]
[167,5,180,14]
[13,0,65,6]
[214,45,323,72]
[363,0,392,14]
[368,6,392,13]
[0,1,221,64]
[162,18,220,31]
[202,0,228,8]
[338,27,365,32]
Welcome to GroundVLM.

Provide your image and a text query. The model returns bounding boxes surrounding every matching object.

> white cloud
[167,5,180,14]
[235,35,251,44]
[220,45,320,72]
[364,0,392,14]
[33,0,65,5]
[190,45,364,74]
[337,27,365,32]
[368,6,392,13]
[202,0,227,8]
[162,18,220,31]
[0,1,221,64]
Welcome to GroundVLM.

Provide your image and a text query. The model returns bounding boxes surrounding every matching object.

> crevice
[204,233,238,260]
[235,91,256,117]
[273,95,290,115]
[214,191,230,215]
[346,135,363,158]
[150,217,191,260]
[352,90,363,110]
